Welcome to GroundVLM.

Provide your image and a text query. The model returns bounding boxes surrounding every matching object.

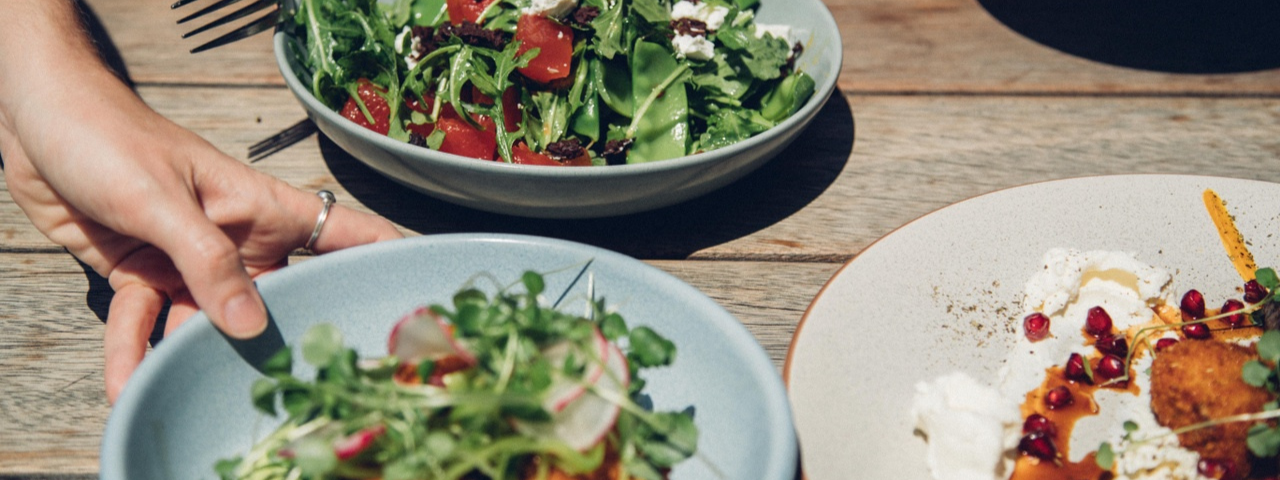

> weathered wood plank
[84,0,1280,94]
[0,254,108,476]
[0,253,835,474]
[3,88,1279,260]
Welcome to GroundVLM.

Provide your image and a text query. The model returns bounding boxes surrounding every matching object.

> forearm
[0,0,133,138]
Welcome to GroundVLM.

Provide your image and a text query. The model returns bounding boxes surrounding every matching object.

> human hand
[0,1,404,403]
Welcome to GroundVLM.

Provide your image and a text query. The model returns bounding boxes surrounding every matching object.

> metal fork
[172,0,283,54]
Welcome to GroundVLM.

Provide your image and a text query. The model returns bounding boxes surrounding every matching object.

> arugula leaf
[590,0,628,59]
[698,108,773,151]
[690,53,753,100]
[632,0,671,24]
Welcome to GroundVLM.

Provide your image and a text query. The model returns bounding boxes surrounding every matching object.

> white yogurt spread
[912,371,1021,480]
[1001,249,1173,399]
[913,249,1209,480]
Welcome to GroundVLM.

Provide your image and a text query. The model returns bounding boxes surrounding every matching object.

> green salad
[285,0,815,165]
[216,271,697,480]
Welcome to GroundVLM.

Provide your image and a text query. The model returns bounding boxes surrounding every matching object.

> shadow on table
[323,90,855,260]
[978,0,1280,73]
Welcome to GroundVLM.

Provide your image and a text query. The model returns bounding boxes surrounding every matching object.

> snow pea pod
[628,40,688,163]
[595,56,633,118]
[760,72,816,123]
[570,56,601,143]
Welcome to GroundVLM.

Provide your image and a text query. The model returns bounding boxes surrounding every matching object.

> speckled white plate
[102,234,795,480]
[784,175,1280,480]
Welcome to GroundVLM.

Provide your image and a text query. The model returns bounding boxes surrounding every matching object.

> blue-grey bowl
[273,1,842,218]
[101,234,796,479]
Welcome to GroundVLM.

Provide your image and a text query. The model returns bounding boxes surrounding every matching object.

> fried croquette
[1150,339,1272,479]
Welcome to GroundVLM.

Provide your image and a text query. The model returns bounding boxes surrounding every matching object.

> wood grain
[84,0,1280,94]
[4,88,1278,261]
[0,253,835,474]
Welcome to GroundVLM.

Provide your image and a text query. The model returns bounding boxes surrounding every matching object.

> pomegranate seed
[1085,307,1113,337]
[1220,299,1247,326]
[1023,312,1051,341]
[1022,414,1058,436]
[1095,354,1126,380]
[1198,458,1237,480]
[1155,338,1179,351]
[1096,334,1129,357]
[1183,322,1211,339]
[1044,386,1073,410]
[1245,279,1269,303]
[1018,431,1058,460]
[1181,289,1206,320]
[1064,353,1092,384]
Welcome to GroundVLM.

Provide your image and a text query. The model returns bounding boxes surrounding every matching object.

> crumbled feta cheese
[522,0,577,19]
[671,34,714,61]
[394,26,411,54]
[753,23,791,40]
[402,27,422,70]
[911,372,1021,480]
[670,0,730,30]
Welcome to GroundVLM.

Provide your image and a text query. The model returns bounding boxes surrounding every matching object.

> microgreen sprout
[217,270,697,480]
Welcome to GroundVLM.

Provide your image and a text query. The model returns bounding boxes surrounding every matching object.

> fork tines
[249,119,318,162]
[172,0,281,54]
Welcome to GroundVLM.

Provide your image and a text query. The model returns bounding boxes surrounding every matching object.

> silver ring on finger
[304,190,336,253]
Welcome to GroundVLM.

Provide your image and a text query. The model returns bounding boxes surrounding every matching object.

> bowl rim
[101,233,799,480]
[271,0,843,178]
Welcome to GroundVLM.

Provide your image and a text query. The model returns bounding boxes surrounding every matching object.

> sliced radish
[518,342,630,451]
[387,307,476,367]
[543,326,610,413]
[334,425,385,460]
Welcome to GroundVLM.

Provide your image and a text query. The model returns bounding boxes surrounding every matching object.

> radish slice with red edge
[334,425,385,460]
[518,342,630,451]
[387,307,476,366]
[542,326,610,413]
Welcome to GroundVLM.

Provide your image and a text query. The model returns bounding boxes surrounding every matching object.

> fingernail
[224,292,267,338]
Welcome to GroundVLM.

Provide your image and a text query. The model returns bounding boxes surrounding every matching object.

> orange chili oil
[1011,365,1130,480]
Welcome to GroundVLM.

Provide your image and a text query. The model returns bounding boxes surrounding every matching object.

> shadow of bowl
[322,90,855,259]
[979,0,1280,73]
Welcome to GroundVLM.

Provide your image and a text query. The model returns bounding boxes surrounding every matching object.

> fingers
[309,204,404,254]
[103,283,164,404]
[164,290,199,337]
[142,201,267,340]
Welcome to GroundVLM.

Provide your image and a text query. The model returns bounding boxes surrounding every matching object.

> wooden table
[3,0,1278,476]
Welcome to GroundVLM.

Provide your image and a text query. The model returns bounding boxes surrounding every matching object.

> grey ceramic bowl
[273,2,842,218]
[101,234,796,479]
